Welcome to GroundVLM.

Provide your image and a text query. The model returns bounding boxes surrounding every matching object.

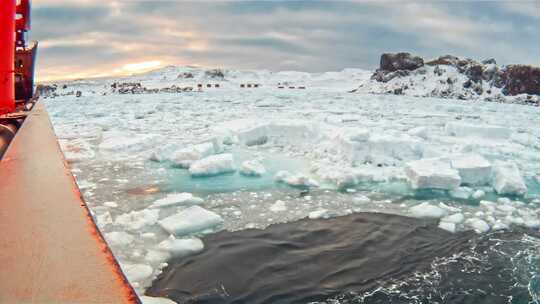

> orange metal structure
[0,0,16,114]
[0,1,141,303]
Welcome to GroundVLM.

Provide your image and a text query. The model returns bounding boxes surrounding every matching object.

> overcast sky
[32,0,540,82]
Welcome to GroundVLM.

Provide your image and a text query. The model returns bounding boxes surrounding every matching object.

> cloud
[32,1,540,82]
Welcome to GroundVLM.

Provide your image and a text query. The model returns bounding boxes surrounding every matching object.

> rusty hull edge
[0,101,140,304]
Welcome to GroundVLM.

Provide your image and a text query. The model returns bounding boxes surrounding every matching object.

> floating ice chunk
[438,221,456,233]
[103,201,118,208]
[497,197,512,204]
[157,237,204,258]
[407,126,428,139]
[492,221,509,231]
[158,206,224,236]
[409,202,448,218]
[274,171,319,188]
[341,128,370,142]
[122,263,153,282]
[105,231,134,247]
[99,132,157,153]
[449,187,473,199]
[318,167,372,189]
[465,218,490,233]
[150,193,204,208]
[214,119,318,147]
[139,296,177,304]
[96,211,113,227]
[308,209,333,219]
[61,139,95,162]
[270,200,287,212]
[441,213,465,224]
[525,218,540,228]
[367,133,423,165]
[492,161,527,195]
[472,189,486,199]
[171,142,215,168]
[479,200,496,213]
[144,250,170,264]
[405,158,461,190]
[445,122,511,140]
[450,154,491,186]
[240,160,266,176]
[353,195,371,204]
[189,154,235,176]
[115,209,160,231]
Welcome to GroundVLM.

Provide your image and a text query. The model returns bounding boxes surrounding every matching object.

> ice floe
[240,160,266,176]
[405,158,461,190]
[189,153,236,176]
[409,202,448,218]
[158,206,224,236]
[149,193,204,208]
[157,236,204,258]
[492,161,527,195]
[274,170,319,188]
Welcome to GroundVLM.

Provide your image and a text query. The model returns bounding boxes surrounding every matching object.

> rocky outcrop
[499,65,540,96]
[371,53,424,83]
[380,53,424,72]
[366,52,540,105]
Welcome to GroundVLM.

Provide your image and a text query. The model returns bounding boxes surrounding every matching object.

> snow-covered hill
[354,53,540,106]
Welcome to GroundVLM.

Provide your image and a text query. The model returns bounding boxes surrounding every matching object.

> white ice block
[450,154,492,186]
[158,206,224,236]
[189,153,235,176]
[405,158,461,190]
[492,161,527,195]
[445,122,511,140]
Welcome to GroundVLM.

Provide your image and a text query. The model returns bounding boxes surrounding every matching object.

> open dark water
[146,213,540,304]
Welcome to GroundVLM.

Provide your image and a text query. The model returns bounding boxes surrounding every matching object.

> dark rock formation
[500,65,540,96]
[380,52,424,72]
[367,52,540,104]
[205,69,225,79]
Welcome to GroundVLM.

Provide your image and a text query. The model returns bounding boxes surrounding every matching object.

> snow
[405,158,461,190]
[150,193,204,208]
[158,206,224,236]
[189,153,236,176]
[240,160,266,176]
[157,237,204,258]
[409,202,448,218]
[450,154,492,186]
[492,161,527,195]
